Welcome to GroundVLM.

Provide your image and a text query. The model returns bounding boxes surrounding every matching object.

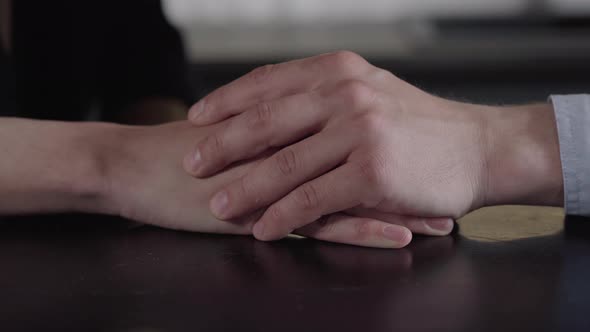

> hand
[183,51,563,242]
[100,121,416,248]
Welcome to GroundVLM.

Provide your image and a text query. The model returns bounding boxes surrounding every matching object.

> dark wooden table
[1,206,589,332]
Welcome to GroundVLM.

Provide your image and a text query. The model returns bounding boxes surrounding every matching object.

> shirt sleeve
[98,0,194,121]
[550,94,590,217]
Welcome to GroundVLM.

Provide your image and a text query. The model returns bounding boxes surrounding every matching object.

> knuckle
[247,101,273,130]
[205,133,224,154]
[328,50,367,72]
[352,109,383,134]
[372,68,396,82]
[199,134,227,167]
[338,80,377,110]
[200,134,226,166]
[266,205,283,223]
[249,64,276,85]
[356,159,386,188]
[237,176,251,197]
[236,176,264,209]
[274,147,298,177]
[294,183,321,210]
[354,219,372,240]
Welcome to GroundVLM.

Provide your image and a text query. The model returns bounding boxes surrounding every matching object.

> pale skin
[184,51,564,244]
[0,118,418,248]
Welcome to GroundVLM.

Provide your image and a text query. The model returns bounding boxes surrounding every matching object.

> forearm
[0,118,116,215]
[483,103,563,208]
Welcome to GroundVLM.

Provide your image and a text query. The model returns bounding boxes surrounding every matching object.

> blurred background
[162,0,590,104]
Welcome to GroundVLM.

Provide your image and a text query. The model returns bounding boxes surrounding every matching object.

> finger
[253,162,373,241]
[392,217,455,236]
[348,208,455,237]
[185,79,378,178]
[208,128,354,221]
[188,51,372,125]
[294,213,412,249]
[184,91,330,177]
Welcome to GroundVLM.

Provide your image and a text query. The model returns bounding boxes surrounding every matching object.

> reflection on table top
[0,206,589,332]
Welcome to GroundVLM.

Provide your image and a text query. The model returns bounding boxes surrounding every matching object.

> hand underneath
[102,121,416,248]
[183,51,562,243]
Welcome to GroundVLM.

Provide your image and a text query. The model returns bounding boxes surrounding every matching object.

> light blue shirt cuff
[550,94,590,217]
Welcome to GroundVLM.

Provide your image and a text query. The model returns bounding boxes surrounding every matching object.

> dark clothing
[1,0,192,121]
[0,45,16,117]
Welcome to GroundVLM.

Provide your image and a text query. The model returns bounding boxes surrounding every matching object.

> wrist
[482,103,563,207]
[64,121,127,215]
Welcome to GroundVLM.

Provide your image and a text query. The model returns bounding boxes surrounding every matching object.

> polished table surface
[1,206,589,332]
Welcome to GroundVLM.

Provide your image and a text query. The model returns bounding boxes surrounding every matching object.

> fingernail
[184,148,202,174]
[253,222,265,239]
[383,225,409,245]
[189,100,205,122]
[426,219,453,232]
[191,148,202,171]
[210,191,229,218]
